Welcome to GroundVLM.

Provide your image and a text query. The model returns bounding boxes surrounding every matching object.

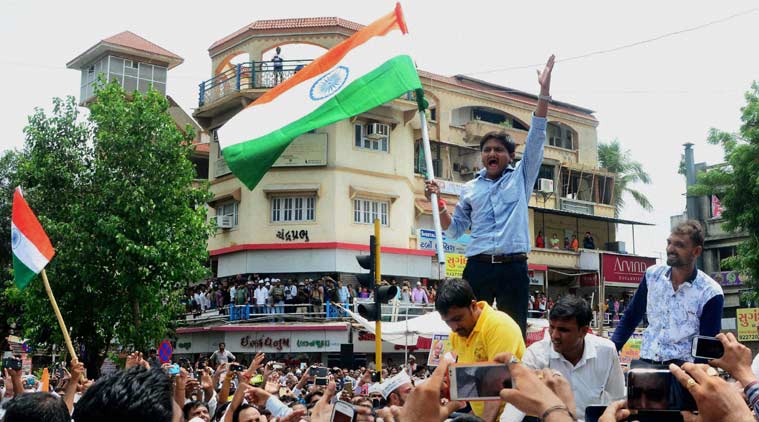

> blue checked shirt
[612,265,724,362]
[446,115,547,256]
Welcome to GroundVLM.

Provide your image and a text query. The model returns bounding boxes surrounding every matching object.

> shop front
[175,322,350,365]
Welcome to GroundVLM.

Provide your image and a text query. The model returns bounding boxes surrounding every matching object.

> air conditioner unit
[217,215,233,229]
[366,123,390,139]
[538,178,554,193]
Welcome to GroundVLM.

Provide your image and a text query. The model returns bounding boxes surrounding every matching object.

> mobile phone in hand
[691,336,724,360]
[330,401,355,422]
[2,357,22,371]
[628,368,696,411]
[448,362,512,401]
[229,363,245,372]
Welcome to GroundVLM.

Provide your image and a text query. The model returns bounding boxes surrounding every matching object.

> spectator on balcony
[272,46,284,85]
[400,285,411,303]
[271,280,286,314]
[285,279,297,313]
[583,231,596,249]
[338,280,351,304]
[571,235,579,251]
[424,55,555,338]
[235,282,247,306]
[411,282,429,304]
[254,280,268,314]
[359,287,370,299]
[535,230,545,248]
[563,236,570,250]
[550,233,560,249]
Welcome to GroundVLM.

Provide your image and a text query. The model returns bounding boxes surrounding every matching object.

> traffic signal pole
[374,218,382,375]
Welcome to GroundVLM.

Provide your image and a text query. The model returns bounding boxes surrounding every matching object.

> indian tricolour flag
[220,3,422,189]
[11,187,55,290]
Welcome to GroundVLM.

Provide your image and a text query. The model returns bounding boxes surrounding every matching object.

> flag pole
[419,109,446,267]
[40,269,77,361]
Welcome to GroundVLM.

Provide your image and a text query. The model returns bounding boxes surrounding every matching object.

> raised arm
[535,55,555,118]
[611,276,648,350]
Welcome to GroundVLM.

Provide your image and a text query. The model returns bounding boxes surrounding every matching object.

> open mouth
[487,158,499,168]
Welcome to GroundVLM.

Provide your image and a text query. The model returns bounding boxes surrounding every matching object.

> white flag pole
[419,112,446,267]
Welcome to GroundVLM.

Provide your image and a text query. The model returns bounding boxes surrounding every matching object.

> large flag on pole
[220,3,422,189]
[11,187,55,290]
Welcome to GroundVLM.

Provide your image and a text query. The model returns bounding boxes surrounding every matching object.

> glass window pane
[364,138,371,149]
[124,76,137,92]
[372,140,379,150]
[152,82,166,95]
[125,63,137,77]
[110,57,124,75]
[138,63,152,79]
[381,138,388,152]
[354,199,360,222]
[137,79,150,94]
[355,125,362,147]
[153,66,167,83]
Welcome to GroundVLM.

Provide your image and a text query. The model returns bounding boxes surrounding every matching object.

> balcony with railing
[198,60,312,107]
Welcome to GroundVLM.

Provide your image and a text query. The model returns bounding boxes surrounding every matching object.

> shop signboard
[601,253,656,287]
[710,271,744,287]
[736,308,759,342]
[619,333,643,365]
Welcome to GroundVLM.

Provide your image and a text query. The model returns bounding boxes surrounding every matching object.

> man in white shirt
[501,295,625,421]
[255,280,269,315]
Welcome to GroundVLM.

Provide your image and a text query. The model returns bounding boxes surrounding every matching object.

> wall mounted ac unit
[217,215,233,229]
[366,123,390,139]
[538,178,554,193]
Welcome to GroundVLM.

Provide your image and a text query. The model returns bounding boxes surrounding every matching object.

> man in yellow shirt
[436,279,525,422]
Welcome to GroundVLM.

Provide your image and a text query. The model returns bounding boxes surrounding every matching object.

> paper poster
[427,334,451,367]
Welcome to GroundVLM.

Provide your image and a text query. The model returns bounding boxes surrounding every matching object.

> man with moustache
[612,220,724,365]
[500,295,624,421]
[425,55,555,336]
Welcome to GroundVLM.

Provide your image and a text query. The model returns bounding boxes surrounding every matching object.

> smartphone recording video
[331,401,355,422]
[628,369,696,411]
[691,336,724,360]
[448,363,512,401]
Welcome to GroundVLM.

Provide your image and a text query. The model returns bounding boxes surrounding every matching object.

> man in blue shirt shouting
[425,55,555,336]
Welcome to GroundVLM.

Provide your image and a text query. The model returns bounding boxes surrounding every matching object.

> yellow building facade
[195,17,647,288]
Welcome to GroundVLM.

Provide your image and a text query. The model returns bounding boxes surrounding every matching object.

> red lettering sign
[601,254,656,284]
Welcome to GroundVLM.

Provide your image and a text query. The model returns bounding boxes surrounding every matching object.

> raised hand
[537,54,555,94]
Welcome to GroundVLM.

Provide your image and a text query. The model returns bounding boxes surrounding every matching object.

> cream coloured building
[195,16,653,292]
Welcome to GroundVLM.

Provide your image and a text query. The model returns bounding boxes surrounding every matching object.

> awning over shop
[529,206,654,226]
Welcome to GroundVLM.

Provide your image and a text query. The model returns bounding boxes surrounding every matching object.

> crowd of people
[184,275,439,316]
[534,231,596,252]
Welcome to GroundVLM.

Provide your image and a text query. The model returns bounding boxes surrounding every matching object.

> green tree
[690,82,759,302]
[598,139,653,217]
[6,80,212,375]
[0,149,24,336]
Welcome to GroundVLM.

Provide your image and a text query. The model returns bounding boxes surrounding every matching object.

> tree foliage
[690,82,759,301]
[2,80,212,375]
[597,139,653,217]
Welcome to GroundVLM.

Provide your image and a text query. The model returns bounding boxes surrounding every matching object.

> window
[353,198,389,226]
[271,195,315,222]
[354,123,389,152]
[415,140,442,177]
[547,122,575,150]
[429,107,437,122]
[216,201,239,227]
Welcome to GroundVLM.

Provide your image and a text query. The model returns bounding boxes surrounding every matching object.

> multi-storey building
[194,16,655,311]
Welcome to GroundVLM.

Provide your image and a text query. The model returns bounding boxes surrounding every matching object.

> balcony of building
[194,59,419,130]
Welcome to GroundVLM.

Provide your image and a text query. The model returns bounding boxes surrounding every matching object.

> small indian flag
[220,3,422,189]
[11,187,55,290]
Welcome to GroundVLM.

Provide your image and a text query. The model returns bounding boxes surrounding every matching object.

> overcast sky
[3,0,758,261]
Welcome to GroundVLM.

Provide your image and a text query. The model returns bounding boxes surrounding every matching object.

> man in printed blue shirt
[612,220,724,364]
[424,55,555,336]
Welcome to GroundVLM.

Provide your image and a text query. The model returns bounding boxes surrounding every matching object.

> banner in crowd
[736,308,759,341]
[427,334,451,367]
[619,333,643,365]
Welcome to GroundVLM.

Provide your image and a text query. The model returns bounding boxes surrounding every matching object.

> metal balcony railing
[198,60,312,107]
[197,60,420,107]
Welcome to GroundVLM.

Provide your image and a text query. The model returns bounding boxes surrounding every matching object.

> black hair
[304,390,324,404]
[479,131,516,154]
[435,278,476,315]
[233,403,255,422]
[672,219,705,248]
[3,393,69,422]
[183,400,209,420]
[72,367,174,422]
[548,295,592,328]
